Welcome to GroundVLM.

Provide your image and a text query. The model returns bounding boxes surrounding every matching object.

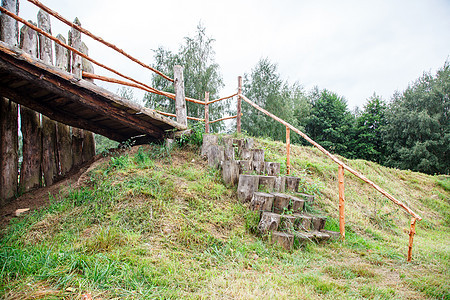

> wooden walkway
[0,41,187,143]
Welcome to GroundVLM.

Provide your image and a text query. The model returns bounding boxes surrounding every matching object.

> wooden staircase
[201,134,339,250]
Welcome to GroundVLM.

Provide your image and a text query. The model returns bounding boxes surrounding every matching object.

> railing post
[286,126,291,175]
[174,65,187,126]
[204,91,210,133]
[407,217,417,262]
[237,76,242,133]
[338,165,345,240]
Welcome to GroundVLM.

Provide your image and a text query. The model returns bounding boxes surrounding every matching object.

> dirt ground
[0,154,106,230]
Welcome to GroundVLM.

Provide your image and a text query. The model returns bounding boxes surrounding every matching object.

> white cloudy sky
[18,0,450,109]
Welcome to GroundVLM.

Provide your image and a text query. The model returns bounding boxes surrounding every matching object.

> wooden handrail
[239,93,422,221]
[208,93,237,105]
[82,72,205,105]
[154,110,205,122]
[27,0,174,82]
[209,115,238,124]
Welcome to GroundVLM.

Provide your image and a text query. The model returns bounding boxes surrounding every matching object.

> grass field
[1,138,448,299]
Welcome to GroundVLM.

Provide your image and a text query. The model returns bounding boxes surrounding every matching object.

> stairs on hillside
[201,134,339,250]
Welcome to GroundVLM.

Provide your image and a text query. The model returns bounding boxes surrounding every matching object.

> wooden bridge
[0,41,186,142]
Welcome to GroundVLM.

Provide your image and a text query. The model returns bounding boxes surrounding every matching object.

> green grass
[1,140,449,299]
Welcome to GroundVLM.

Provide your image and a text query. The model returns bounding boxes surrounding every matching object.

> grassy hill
[1,137,449,299]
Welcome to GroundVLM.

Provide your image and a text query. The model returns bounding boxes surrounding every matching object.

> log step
[271,231,294,250]
[250,192,274,212]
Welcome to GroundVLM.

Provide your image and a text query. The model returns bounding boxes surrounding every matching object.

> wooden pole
[0,0,19,204]
[407,218,417,262]
[174,65,187,126]
[204,91,210,133]
[237,76,242,133]
[19,22,42,193]
[38,9,58,186]
[338,164,345,240]
[286,126,291,175]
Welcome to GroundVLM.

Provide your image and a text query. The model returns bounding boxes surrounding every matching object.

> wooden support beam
[237,76,242,133]
[0,85,127,141]
[286,126,290,175]
[338,165,345,240]
[407,218,417,262]
[205,91,210,133]
[0,0,19,204]
[19,22,42,193]
[174,65,187,126]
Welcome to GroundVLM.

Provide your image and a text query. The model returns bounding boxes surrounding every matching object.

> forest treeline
[138,25,449,175]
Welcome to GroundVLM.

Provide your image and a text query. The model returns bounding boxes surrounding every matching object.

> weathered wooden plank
[0,85,127,141]
[174,65,187,126]
[0,0,19,204]
[19,22,42,194]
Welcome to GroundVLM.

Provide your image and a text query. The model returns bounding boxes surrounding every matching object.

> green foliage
[353,94,387,163]
[305,88,355,157]
[242,58,309,143]
[383,61,450,174]
[176,121,204,148]
[145,24,227,132]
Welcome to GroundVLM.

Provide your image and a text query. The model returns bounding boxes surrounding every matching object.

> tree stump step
[237,174,259,203]
[320,230,340,240]
[207,145,224,168]
[265,162,281,176]
[258,212,281,233]
[310,216,327,231]
[297,193,314,202]
[271,231,294,250]
[274,176,286,193]
[290,195,305,214]
[258,175,276,192]
[252,161,265,175]
[252,149,265,162]
[249,192,274,211]
[285,176,301,192]
[294,214,312,231]
[222,160,239,186]
[201,134,218,157]
[272,193,291,214]
[237,160,251,174]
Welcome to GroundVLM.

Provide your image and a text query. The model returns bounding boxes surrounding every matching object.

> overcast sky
[18,0,450,109]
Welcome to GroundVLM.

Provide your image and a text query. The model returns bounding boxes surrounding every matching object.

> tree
[144,24,226,131]
[305,88,355,157]
[353,94,387,163]
[241,58,308,143]
[383,62,450,174]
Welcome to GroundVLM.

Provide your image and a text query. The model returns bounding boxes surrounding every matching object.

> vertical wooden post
[68,17,82,79]
[286,126,291,175]
[338,165,345,240]
[407,217,417,262]
[174,65,187,126]
[80,41,96,161]
[237,76,242,133]
[38,9,58,186]
[0,0,19,204]
[55,34,73,175]
[19,22,42,193]
[204,91,210,133]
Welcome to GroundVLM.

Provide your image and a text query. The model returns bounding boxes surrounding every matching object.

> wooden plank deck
[0,41,186,142]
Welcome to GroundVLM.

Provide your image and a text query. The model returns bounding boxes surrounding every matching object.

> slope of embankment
[1,138,448,299]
